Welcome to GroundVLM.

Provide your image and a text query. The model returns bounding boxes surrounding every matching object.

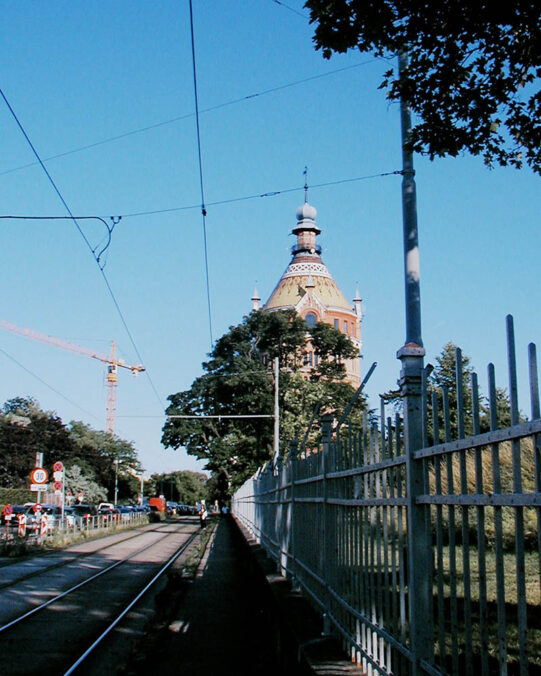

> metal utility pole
[395,51,433,673]
[114,458,119,507]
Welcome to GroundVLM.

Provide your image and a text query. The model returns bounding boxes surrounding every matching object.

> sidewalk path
[151,517,279,676]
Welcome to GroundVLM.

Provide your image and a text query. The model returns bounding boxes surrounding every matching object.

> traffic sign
[54,481,63,491]
[53,471,64,482]
[30,468,48,484]
[31,484,47,491]
[53,461,63,472]
[4,504,12,516]
[33,503,42,513]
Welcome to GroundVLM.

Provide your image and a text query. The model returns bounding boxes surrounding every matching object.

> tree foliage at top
[305,0,541,173]
[162,310,363,489]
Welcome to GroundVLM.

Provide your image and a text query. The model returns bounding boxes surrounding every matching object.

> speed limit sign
[30,468,48,484]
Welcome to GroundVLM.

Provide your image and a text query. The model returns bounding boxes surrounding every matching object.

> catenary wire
[0,60,379,178]
[0,170,402,223]
[189,0,213,348]
[105,169,404,219]
[0,87,164,413]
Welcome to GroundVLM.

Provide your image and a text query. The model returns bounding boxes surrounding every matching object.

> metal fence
[232,316,540,675]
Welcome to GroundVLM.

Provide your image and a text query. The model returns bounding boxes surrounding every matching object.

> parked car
[72,504,96,519]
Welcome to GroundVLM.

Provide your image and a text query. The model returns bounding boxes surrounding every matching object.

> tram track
[0,521,174,591]
[0,523,188,633]
[0,520,204,675]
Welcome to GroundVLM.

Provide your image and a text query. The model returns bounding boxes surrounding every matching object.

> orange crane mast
[0,319,145,435]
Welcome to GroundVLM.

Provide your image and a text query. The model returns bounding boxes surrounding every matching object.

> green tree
[64,464,107,504]
[305,0,541,174]
[68,422,142,501]
[0,397,78,488]
[146,470,208,506]
[309,320,359,380]
[427,342,513,441]
[162,311,364,488]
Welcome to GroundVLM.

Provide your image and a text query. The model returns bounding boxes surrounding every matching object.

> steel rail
[0,521,172,589]
[62,529,201,675]
[0,525,192,633]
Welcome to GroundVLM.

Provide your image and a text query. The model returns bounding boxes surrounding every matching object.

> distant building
[253,199,362,387]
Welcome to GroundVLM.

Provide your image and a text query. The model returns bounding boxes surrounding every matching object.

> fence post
[398,345,433,672]
[321,412,334,635]
[289,439,298,586]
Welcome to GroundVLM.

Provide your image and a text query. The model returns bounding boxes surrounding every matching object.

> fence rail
[232,316,541,675]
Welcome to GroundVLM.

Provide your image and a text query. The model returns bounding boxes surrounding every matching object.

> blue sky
[0,1,539,477]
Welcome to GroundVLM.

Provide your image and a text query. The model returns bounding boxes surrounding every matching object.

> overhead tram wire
[112,169,404,219]
[0,87,164,413]
[0,60,379,179]
[189,0,213,347]
[0,170,403,223]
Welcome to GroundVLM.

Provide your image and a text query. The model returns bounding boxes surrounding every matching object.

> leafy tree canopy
[0,397,78,488]
[0,398,142,503]
[147,470,208,506]
[162,310,364,489]
[305,0,541,173]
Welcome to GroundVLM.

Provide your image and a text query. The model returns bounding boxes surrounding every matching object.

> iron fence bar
[416,494,541,506]
[471,370,489,674]
[334,361,376,433]
[388,415,399,664]
[455,347,474,676]
[375,423,385,667]
[488,363,508,673]
[321,413,333,635]
[384,417,392,670]
[528,343,541,596]
[328,610,392,676]
[327,583,415,662]
[413,419,541,459]
[329,497,408,507]
[326,456,407,480]
[443,385,459,674]
[432,390,446,671]
[507,315,528,675]
[300,403,320,453]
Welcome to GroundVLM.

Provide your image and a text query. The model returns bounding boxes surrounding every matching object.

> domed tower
[260,199,362,387]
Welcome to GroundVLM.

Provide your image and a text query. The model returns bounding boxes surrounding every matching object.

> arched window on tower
[304,312,317,328]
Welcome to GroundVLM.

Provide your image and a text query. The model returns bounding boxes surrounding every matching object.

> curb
[230,515,361,675]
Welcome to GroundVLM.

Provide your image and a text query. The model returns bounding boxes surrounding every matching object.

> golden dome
[264,260,353,313]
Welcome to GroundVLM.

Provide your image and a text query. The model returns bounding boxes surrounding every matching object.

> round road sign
[30,468,48,484]
[4,504,13,516]
[53,461,63,472]
[33,503,42,513]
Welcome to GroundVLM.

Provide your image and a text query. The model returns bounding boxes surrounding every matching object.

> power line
[271,0,307,19]
[107,169,404,218]
[0,170,402,223]
[0,347,102,423]
[0,60,378,178]
[0,87,164,413]
[189,0,213,348]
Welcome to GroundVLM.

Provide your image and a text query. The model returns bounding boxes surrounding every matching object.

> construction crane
[0,319,145,435]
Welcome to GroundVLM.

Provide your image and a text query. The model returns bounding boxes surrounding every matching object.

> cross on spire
[303,166,308,203]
